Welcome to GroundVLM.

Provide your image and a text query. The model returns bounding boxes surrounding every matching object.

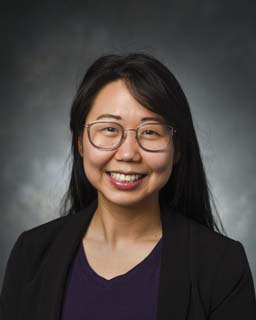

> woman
[1,53,256,320]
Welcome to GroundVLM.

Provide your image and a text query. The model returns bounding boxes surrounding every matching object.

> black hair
[59,52,226,235]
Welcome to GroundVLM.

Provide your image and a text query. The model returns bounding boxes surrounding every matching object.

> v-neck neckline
[78,236,163,288]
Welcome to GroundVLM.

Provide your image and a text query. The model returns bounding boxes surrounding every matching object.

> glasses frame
[83,120,177,152]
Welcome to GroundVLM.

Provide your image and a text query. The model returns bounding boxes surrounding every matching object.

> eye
[142,130,159,136]
[102,127,117,132]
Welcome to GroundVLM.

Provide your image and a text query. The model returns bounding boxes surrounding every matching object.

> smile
[107,172,146,183]
[106,172,147,190]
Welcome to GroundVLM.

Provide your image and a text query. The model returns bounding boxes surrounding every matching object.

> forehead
[86,80,166,123]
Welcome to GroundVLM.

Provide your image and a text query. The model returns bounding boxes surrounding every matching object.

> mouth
[106,171,147,178]
[106,171,147,184]
[106,171,147,190]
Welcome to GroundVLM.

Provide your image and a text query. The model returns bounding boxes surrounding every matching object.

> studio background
[1,0,255,290]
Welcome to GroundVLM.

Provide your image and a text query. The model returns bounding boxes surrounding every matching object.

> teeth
[109,172,144,182]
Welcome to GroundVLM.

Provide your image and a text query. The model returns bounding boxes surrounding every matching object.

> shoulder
[186,214,249,274]
[0,214,70,294]
[188,214,239,252]
[20,212,79,254]
[183,215,256,314]
[172,212,243,263]
[22,214,70,242]
[8,214,76,278]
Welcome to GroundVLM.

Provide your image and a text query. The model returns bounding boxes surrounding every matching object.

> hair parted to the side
[59,52,226,235]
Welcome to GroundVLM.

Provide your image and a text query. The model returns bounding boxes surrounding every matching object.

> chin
[100,192,156,208]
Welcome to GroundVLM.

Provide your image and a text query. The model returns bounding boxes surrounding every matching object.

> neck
[87,194,163,249]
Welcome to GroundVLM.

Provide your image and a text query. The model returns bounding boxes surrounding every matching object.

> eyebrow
[96,114,164,122]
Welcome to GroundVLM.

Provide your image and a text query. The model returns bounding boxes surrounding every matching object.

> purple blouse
[60,237,163,320]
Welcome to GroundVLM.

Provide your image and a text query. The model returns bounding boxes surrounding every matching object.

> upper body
[1,53,256,319]
[1,198,256,320]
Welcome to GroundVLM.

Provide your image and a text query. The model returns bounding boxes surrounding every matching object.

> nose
[115,129,141,161]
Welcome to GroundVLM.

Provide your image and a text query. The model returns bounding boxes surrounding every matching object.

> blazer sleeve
[208,240,256,319]
[0,232,27,320]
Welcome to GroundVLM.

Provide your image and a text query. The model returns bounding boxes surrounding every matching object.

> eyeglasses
[83,121,176,152]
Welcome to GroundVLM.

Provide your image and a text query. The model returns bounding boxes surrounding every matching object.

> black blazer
[1,199,256,320]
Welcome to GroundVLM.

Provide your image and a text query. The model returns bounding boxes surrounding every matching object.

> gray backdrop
[1,0,255,289]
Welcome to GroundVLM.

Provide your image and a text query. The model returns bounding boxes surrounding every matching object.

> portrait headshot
[1,1,256,320]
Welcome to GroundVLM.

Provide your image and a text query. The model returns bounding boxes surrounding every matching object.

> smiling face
[78,79,177,209]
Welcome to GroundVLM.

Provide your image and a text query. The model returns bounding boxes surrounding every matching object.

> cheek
[82,142,113,177]
[146,151,174,184]
[148,149,174,172]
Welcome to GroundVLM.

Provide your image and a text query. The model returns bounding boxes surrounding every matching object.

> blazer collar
[31,199,191,320]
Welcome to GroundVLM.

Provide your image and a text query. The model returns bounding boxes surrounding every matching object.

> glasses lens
[138,123,172,151]
[88,122,172,151]
[89,122,122,149]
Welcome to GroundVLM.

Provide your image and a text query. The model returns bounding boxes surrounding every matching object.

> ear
[78,136,83,157]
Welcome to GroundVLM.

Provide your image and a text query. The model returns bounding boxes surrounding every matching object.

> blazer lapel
[22,200,191,320]
[33,199,98,320]
[156,205,191,319]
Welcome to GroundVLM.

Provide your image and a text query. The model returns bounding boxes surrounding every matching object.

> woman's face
[78,79,177,208]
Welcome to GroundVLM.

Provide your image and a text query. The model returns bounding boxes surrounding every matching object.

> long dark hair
[59,53,226,235]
